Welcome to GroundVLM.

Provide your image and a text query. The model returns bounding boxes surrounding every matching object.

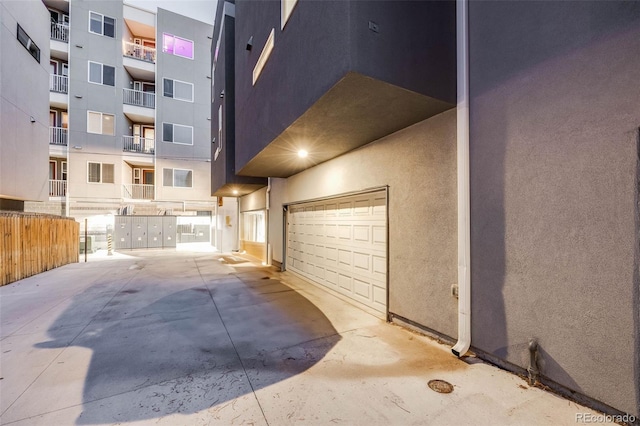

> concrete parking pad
[1,250,611,425]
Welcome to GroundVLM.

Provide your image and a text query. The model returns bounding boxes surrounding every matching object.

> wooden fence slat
[0,212,79,286]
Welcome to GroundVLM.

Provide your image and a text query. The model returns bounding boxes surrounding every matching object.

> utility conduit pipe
[452,0,471,358]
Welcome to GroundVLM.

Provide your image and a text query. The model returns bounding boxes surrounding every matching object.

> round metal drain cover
[428,379,454,394]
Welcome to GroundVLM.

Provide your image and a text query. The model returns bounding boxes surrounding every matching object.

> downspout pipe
[452,0,471,358]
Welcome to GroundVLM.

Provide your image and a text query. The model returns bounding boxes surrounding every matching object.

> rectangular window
[88,61,115,86]
[162,78,193,102]
[162,33,193,59]
[162,123,193,145]
[252,28,275,85]
[17,24,40,63]
[88,162,114,183]
[281,0,299,29]
[163,168,193,188]
[87,111,115,135]
[89,12,115,38]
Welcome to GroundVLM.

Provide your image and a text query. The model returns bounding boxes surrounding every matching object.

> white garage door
[286,191,387,314]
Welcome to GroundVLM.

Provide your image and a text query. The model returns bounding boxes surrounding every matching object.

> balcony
[123,89,155,123]
[123,184,154,200]
[123,89,155,108]
[123,41,156,63]
[123,135,154,155]
[50,23,68,43]
[50,127,67,146]
[50,74,68,93]
[49,180,67,197]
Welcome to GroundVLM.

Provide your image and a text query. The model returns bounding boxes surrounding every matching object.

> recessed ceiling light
[298,150,308,158]
[232,190,238,195]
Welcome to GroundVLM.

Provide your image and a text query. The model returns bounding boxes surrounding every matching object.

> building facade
[19,0,215,247]
[213,0,640,419]
[0,0,50,210]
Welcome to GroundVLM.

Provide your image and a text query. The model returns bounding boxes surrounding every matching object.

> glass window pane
[103,65,115,86]
[162,123,173,142]
[103,16,115,38]
[102,114,114,135]
[174,37,193,59]
[102,164,114,183]
[163,168,173,186]
[174,81,192,101]
[88,163,100,182]
[174,169,192,188]
[87,112,101,133]
[162,33,174,54]
[89,62,101,83]
[173,125,192,144]
[163,78,173,98]
[89,13,102,34]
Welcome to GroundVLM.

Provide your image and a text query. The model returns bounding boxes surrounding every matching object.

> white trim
[162,122,194,145]
[281,0,299,29]
[162,33,194,60]
[252,28,275,85]
[162,167,193,188]
[87,61,115,86]
[162,78,194,102]
[88,11,115,38]
[87,110,115,135]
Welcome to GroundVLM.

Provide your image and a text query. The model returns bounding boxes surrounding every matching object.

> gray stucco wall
[469,1,640,416]
[0,0,49,203]
[269,110,458,337]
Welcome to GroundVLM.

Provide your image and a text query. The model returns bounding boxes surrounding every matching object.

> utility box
[113,216,177,249]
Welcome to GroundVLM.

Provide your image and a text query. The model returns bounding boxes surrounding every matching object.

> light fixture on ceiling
[232,189,238,195]
[298,149,308,158]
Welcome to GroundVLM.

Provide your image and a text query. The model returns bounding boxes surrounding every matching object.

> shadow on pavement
[35,272,341,424]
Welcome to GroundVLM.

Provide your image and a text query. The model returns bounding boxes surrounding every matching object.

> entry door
[286,191,388,314]
[142,127,154,152]
[143,170,154,185]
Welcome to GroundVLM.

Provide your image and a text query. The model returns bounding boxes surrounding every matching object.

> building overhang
[123,58,155,81]
[123,104,154,124]
[213,183,266,198]
[237,72,454,178]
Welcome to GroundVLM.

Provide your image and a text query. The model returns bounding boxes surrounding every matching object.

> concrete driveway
[0,250,608,425]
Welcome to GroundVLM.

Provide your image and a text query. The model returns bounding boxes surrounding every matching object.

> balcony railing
[49,179,67,197]
[50,74,68,93]
[123,41,156,63]
[123,135,155,154]
[50,127,67,146]
[123,184,154,200]
[123,88,155,109]
[51,23,69,43]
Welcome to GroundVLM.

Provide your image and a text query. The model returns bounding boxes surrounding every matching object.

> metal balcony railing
[49,179,67,197]
[50,74,68,93]
[123,184,154,200]
[123,41,156,63]
[123,88,155,109]
[50,127,67,146]
[51,23,69,43]
[122,135,155,154]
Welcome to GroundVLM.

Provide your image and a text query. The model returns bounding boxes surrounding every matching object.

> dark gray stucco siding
[234,0,351,172]
[469,1,640,416]
[349,0,456,104]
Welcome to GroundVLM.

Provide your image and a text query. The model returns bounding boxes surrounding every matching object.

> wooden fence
[1,212,79,286]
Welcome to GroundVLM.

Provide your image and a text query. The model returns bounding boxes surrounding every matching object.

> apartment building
[212,0,640,420]
[20,0,215,247]
[0,0,50,210]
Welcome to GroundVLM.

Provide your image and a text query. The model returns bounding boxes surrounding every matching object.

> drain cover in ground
[428,379,454,393]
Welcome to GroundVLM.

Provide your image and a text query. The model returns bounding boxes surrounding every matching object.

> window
[17,24,40,63]
[163,78,193,102]
[88,61,115,86]
[162,33,194,59]
[87,111,115,135]
[88,162,114,183]
[281,0,299,29]
[89,12,115,38]
[253,29,275,85]
[163,168,192,188]
[162,123,193,145]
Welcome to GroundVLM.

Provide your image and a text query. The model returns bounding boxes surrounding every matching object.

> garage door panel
[287,191,387,314]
